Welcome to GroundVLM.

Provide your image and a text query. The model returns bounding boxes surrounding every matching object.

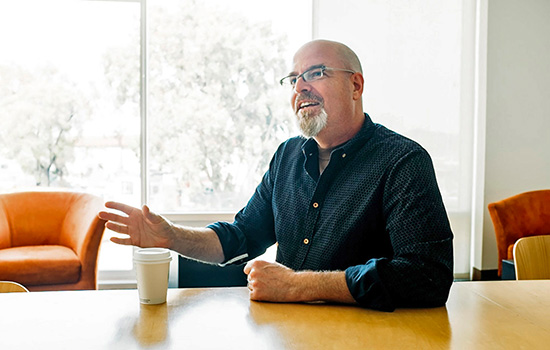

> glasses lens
[281,75,297,86]
[303,68,324,82]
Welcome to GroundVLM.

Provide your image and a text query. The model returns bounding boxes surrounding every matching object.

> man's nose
[293,76,311,93]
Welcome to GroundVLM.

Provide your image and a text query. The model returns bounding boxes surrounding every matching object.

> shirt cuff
[345,259,395,312]
[207,222,249,266]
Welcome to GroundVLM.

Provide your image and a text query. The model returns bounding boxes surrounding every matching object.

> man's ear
[351,73,364,101]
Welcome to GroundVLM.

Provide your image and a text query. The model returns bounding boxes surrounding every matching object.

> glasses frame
[279,65,356,87]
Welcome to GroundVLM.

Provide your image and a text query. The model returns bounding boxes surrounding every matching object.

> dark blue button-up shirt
[209,114,454,311]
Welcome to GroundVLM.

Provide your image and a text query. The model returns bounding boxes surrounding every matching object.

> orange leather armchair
[0,191,106,291]
[488,190,550,276]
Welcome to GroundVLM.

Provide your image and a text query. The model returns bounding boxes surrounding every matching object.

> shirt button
[303,238,309,245]
[342,153,347,158]
[312,202,319,208]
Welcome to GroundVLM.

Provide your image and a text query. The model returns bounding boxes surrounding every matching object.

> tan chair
[0,281,29,293]
[0,191,106,291]
[513,235,550,280]
[488,190,550,276]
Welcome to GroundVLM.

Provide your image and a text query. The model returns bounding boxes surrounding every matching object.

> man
[99,40,453,311]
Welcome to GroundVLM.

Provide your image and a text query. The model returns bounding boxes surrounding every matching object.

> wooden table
[1,281,549,349]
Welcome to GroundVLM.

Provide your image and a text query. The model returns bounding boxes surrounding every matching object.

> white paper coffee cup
[134,248,172,305]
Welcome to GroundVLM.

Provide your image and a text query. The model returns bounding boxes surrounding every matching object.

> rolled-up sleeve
[345,149,454,311]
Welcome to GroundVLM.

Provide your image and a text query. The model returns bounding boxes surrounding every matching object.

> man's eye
[306,69,323,80]
[289,76,298,85]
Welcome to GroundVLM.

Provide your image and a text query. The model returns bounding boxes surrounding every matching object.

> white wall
[476,0,550,271]
[313,0,475,276]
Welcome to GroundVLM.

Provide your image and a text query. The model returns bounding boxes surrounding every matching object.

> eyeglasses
[279,65,356,87]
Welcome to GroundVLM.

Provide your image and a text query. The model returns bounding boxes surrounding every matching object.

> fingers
[244,261,269,295]
[100,201,140,247]
[245,262,256,295]
[99,201,135,225]
[98,211,130,225]
[244,260,276,276]
[243,260,254,275]
[245,261,273,301]
[110,236,134,246]
[104,201,139,215]
[101,202,160,225]
[105,221,129,235]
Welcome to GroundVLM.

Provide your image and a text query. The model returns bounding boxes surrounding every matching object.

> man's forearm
[244,260,357,304]
[170,225,225,264]
[291,270,357,304]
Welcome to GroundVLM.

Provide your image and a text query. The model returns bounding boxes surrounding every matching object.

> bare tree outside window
[0,64,89,187]
[104,0,300,212]
[0,0,310,272]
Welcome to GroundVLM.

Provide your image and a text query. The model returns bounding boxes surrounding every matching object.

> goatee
[297,107,328,138]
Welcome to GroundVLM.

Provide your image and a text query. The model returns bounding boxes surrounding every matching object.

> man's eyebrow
[287,64,325,76]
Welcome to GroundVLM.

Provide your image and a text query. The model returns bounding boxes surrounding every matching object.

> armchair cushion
[0,245,80,286]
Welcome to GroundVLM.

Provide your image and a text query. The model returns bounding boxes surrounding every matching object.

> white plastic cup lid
[133,248,172,263]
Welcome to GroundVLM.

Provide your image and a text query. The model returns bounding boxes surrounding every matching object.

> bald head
[294,40,363,74]
[290,40,366,147]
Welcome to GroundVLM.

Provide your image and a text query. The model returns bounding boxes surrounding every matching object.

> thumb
[142,204,162,224]
[243,260,254,275]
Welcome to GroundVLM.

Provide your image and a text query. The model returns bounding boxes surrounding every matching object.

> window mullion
[140,0,148,206]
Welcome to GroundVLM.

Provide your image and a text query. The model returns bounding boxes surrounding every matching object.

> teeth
[300,102,317,108]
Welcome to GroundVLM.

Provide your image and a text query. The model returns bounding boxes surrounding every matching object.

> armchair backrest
[0,191,105,255]
[488,189,550,275]
[1,192,70,247]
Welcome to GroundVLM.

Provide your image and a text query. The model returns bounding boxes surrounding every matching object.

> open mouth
[296,100,321,113]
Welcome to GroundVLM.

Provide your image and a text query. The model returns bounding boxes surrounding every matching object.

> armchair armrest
[60,193,106,289]
[0,202,10,249]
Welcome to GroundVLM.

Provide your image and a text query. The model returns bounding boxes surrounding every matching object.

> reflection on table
[1,281,550,349]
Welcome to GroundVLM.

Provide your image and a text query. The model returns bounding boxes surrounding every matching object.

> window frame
[99,0,312,287]
[96,0,474,284]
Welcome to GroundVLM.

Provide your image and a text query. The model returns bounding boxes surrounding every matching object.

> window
[145,0,311,213]
[0,0,140,273]
[1,0,474,279]
[0,0,311,277]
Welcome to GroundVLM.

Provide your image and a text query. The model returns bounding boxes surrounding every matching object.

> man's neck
[314,113,365,149]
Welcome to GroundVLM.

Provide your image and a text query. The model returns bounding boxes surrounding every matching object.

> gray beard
[297,107,328,138]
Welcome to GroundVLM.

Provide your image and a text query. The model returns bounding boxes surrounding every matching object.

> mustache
[295,92,324,110]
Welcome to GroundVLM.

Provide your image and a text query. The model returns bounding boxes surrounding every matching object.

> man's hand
[98,201,174,249]
[244,260,300,302]
[244,260,357,305]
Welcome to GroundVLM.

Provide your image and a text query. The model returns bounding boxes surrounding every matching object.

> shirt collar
[302,113,375,156]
